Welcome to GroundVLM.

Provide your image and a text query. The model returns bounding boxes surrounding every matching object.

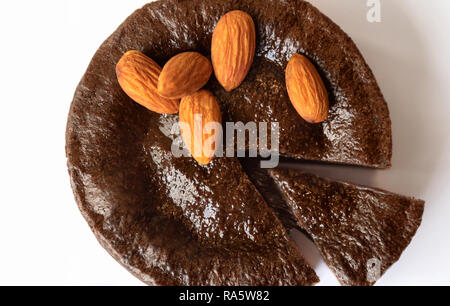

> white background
[0,0,449,286]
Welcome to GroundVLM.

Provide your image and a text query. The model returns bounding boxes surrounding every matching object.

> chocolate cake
[268,169,424,286]
[66,0,403,285]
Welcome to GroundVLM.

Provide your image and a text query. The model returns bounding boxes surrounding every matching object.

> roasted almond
[158,52,213,99]
[211,10,256,92]
[116,50,180,114]
[286,54,329,123]
[179,90,222,165]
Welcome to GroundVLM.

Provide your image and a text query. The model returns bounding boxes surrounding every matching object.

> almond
[212,10,256,92]
[158,52,213,99]
[286,54,329,123]
[116,50,180,114]
[179,90,222,165]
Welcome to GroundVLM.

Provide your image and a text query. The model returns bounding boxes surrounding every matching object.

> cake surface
[66,0,394,285]
[268,169,424,286]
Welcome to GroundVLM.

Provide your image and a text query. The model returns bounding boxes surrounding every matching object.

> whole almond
[158,52,213,99]
[179,90,222,165]
[116,50,180,114]
[212,10,256,92]
[286,54,329,123]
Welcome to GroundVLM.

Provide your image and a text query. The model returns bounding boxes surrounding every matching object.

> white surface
[0,0,449,286]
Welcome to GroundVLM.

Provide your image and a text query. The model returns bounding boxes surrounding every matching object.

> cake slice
[268,169,424,286]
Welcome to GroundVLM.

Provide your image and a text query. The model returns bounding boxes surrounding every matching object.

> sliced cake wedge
[268,169,424,286]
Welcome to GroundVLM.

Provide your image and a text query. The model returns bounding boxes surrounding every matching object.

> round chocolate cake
[66,0,401,286]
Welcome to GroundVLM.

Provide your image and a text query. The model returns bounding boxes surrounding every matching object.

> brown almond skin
[116,50,180,114]
[179,90,222,165]
[212,10,256,92]
[286,54,329,123]
[158,52,213,99]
